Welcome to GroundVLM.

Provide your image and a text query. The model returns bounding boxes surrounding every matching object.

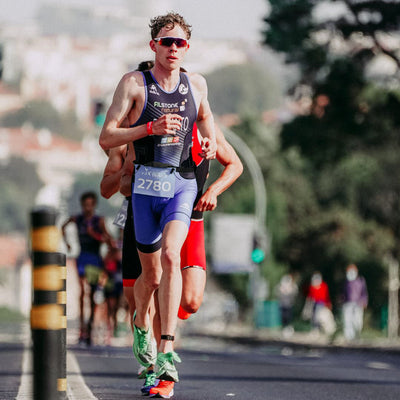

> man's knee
[181,292,203,314]
[141,269,162,290]
[161,247,181,271]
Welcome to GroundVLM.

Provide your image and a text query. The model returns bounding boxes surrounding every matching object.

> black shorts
[122,197,142,287]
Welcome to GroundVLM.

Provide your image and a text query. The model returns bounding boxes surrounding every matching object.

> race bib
[113,199,129,228]
[133,165,175,198]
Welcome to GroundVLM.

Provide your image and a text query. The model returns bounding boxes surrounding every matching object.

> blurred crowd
[275,264,369,341]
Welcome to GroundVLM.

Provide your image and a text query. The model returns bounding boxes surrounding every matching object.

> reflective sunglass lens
[157,37,187,47]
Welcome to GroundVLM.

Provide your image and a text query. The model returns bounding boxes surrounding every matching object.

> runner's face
[151,25,189,71]
[81,198,96,216]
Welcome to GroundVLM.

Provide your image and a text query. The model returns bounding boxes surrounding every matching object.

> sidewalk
[2,305,399,355]
[184,322,400,355]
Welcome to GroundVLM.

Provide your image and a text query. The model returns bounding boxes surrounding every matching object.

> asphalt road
[70,337,400,400]
[2,325,400,400]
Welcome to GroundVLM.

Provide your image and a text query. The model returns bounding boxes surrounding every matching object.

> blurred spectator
[342,264,368,341]
[275,273,298,336]
[303,271,336,335]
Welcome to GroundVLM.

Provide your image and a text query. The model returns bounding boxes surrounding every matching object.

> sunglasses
[154,37,188,48]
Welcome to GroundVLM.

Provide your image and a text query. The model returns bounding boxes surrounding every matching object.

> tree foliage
[264,0,400,83]
[205,63,282,116]
[1,100,85,141]
[261,0,400,321]
[66,172,121,219]
[0,157,43,233]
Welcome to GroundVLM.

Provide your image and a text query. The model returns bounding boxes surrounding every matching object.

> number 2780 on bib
[133,166,175,198]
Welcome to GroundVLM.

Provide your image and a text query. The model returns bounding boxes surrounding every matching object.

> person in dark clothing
[62,191,112,345]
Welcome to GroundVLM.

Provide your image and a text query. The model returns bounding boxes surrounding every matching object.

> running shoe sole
[149,389,174,398]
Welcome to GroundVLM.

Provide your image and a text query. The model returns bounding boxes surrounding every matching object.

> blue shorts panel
[76,252,103,277]
[132,195,163,246]
[132,172,197,248]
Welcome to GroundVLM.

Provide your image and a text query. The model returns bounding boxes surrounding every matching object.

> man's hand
[194,187,218,212]
[200,137,217,160]
[87,225,103,242]
[152,114,183,136]
[120,174,132,197]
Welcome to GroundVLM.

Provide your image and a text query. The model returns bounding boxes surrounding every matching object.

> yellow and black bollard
[30,207,65,400]
[57,252,67,399]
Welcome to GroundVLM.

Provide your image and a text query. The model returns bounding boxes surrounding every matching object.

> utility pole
[386,255,399,339]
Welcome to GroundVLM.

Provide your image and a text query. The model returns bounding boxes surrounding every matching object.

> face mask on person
[346,269,358,281]
[311,274,322,286]
[281,275,292,286]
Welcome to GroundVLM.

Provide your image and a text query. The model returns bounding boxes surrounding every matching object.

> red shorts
[122,279,136,287]
[122,218,206,287]
[180,219,206,270]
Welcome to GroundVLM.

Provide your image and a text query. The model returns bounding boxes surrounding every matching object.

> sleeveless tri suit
[122,123,210,287]
[75,214,103,284]
[131,70,198,253]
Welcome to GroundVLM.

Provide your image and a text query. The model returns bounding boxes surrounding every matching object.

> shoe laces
[136,326,149,349]
[143,371,156,387]
[158,351,181,365]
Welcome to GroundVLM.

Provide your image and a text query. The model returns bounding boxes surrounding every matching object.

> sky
[0,0,269,42]
[170,0,269,41]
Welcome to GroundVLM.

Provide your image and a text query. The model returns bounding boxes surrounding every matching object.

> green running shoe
[141,370,158,396]
[133,312,156,367]
[155,352,181,383]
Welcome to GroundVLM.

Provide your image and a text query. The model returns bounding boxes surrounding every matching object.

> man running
[101,121,242,395]
[99,12,217,397]
[62,191,112,345]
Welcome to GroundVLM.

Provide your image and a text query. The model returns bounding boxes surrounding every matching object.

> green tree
[205,63,282,116]
[1,100,85,141]
[66,172,121,220]
[265,0,400,166]
[0,157,43,233]
[264,0,400,85]
[263,0,400,322]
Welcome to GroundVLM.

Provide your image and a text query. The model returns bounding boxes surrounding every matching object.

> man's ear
[150,40,156,52]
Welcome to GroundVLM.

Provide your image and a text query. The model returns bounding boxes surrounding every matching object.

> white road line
[16,346,98,400]
[366,361,392,370]
[67,351,98,400]
[16,346,32,400]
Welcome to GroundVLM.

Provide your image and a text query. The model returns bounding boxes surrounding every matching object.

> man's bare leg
[78,276,85,339]
[123,286,135,332]
[153,289,161,345]
[181,267,206,314]
[158,220,188,354]
[134,250,162,330]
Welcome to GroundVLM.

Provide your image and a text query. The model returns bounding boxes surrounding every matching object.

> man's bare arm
[191,74,217,160]
[99,72,148,150]
[99,72,184,150]
[100,145,126,199]
[120,144,135,197]
[194,125,243,212]
[61,216,75,251]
